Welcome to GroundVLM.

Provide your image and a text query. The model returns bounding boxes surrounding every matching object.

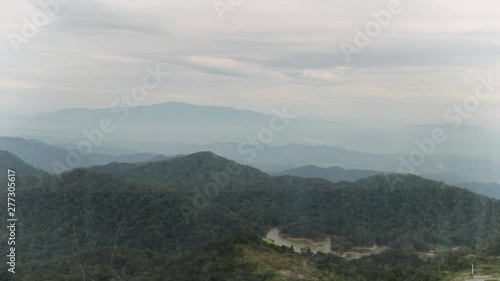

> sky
[1,0,499,129]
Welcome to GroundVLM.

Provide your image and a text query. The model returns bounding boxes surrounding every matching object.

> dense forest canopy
[1,151,499,280]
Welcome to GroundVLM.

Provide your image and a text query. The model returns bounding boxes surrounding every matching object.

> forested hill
[87,151,273,188]
[1,151,500,279]
[20,152,500,249]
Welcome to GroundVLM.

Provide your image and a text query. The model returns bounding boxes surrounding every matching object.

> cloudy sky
[1,0,499,129]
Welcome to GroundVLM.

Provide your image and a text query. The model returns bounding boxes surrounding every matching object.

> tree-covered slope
[2,152,500,279]
[87,152,500,249]
[11,232,500,281]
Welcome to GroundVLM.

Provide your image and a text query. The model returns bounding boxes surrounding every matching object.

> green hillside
[1,151,499,280]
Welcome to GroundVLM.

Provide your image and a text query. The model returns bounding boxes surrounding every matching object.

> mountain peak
[88,151,270,187]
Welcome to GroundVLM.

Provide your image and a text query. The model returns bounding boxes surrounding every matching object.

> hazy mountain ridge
[0,150,49,179]
[455,182,500,199]
[168,142,500,184]
[274,165,383,182]
[2,100,499,184]
[2,134,499,186]
[275,164,500,199]
[2,102,499,158]
[0,136,164,173]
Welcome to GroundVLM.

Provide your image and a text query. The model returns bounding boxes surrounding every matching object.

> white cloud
[0,79,40,90]
[0,0,498,130]
[184,56,288,81]
[302,69,343,82]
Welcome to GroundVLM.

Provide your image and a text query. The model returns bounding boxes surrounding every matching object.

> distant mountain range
[2,101,499,158]
[3,135,497,199]
[275,164,500,199]
[0,101,496,185]
[156,142,499,184]
[455,182,500,200]
[273,165,382,182]
[0,136,164,173]
[1,135,499,185]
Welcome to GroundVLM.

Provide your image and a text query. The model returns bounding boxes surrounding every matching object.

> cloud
[0,79,40,90]
[0,0,498,130]
[183,56,288,81]
[43,0,169,36]
[302,69,343,82]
